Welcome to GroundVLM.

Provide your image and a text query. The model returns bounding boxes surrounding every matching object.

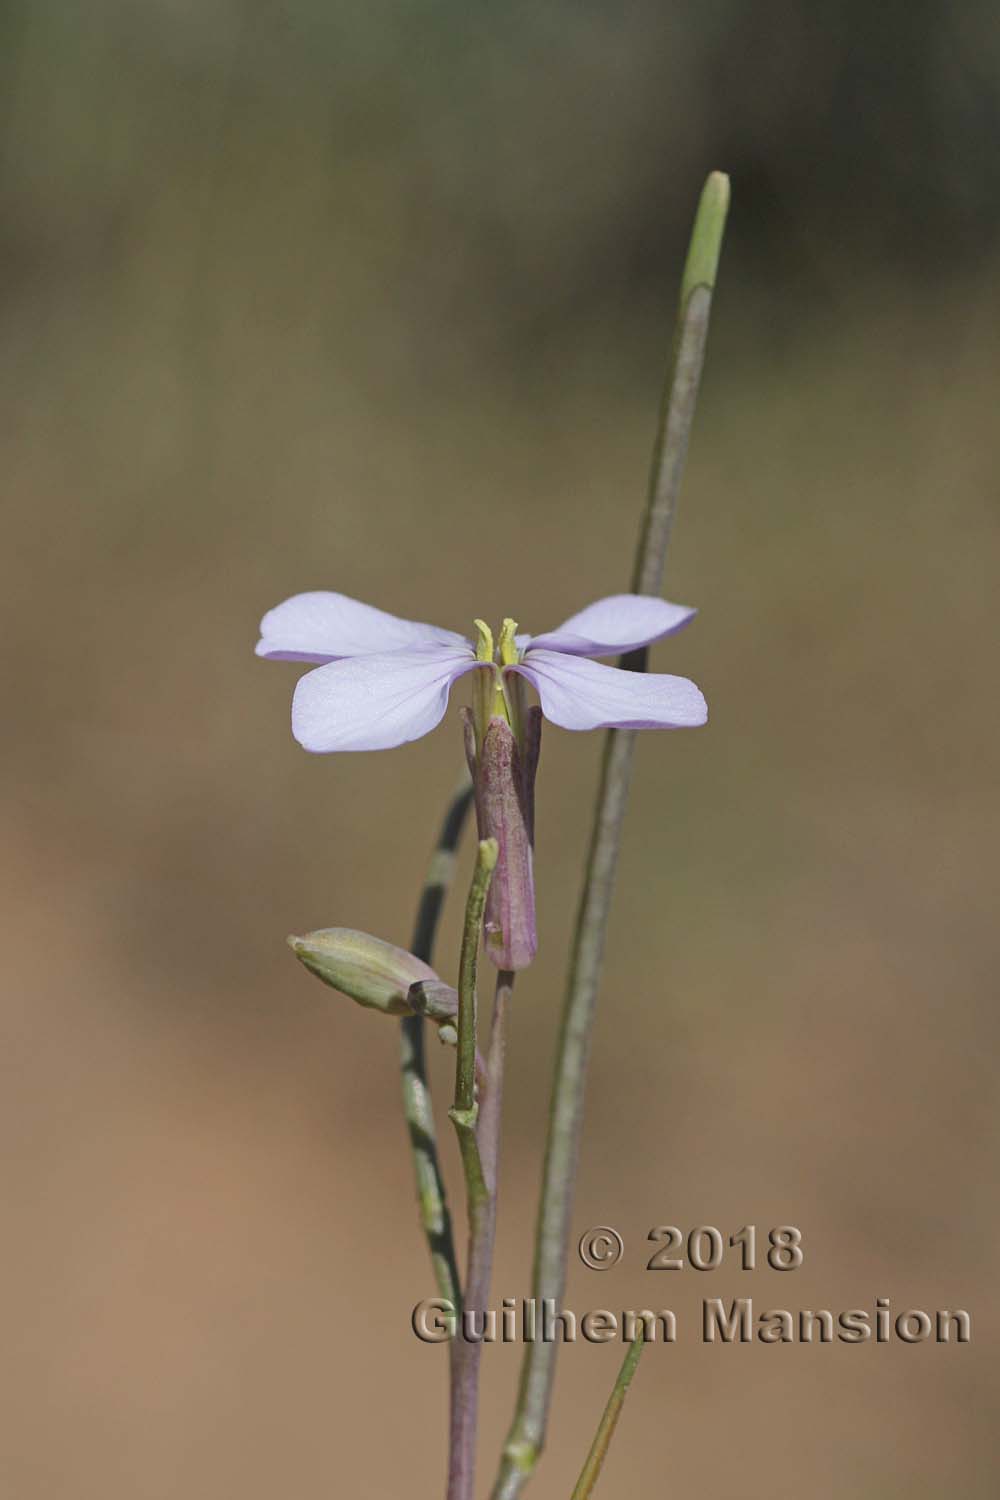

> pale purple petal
[509,650,707,731]
[257,591,467,663]
[292,647,481,752]
[522,594,696,658]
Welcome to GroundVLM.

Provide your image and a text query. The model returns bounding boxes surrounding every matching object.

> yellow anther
[498,617,520,667]
[473,618,494,662]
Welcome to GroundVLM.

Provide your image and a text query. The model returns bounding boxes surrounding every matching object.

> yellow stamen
[498,617,520,666]
[473,618,494,663]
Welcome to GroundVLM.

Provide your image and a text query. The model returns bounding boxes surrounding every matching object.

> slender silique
[491,170,730,1499]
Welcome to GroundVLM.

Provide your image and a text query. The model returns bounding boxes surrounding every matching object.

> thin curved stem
[400,772,473,1310]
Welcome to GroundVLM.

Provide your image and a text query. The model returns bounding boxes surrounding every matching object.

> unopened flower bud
[287,928,456,1019]
[407,979,460,1022]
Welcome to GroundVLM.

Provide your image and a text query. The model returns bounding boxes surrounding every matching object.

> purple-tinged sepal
[463,708,540,971]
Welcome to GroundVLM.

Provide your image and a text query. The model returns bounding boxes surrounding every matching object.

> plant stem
[400,772,474,1309]
[491,170,729,1500]
[447,840,500,1500]
[569,1336,645,1500]
[632,172,730,601]
[452,839,498,1133]
[450,971,514,1500]
[479,970,513,1197]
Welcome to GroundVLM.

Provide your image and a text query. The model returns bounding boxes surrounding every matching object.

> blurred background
[2,2,998,1495]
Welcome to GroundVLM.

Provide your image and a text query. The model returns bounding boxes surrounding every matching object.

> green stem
[447,840,500,1500]
[452,839,498,1133]
[570,1335,645,1500]
[478,970,514,1196]
[491,171,729,1500]
[633,171,731,600]
[453,970,514,1499]
[400,772,474,1310]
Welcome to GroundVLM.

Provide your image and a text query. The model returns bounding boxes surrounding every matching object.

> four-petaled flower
[256,590,707,752]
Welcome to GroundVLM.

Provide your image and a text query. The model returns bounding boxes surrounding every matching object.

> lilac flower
[256,591,706,752]
[258,590,706,972]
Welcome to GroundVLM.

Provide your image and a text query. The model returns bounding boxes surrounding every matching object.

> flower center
[470,617,523,743]
[472,616,520,666]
